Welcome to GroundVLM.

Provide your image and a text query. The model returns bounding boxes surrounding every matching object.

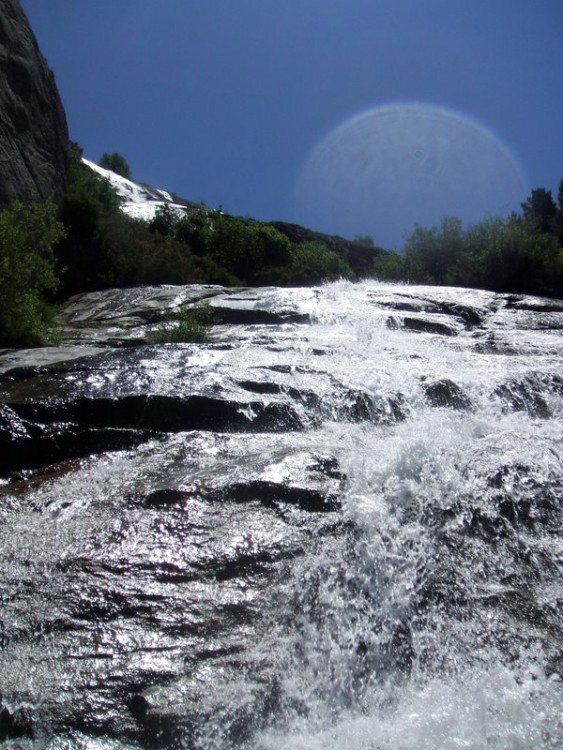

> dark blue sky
[22,0,563,248]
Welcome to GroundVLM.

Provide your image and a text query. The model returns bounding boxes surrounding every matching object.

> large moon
[292,104,529,249]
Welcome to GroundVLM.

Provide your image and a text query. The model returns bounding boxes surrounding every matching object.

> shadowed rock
[434,301,484,327]
[211,479,341,513]
[14,394,309,433]
[0,695,33,741]
[379,298,484,327]
[213,307,311,325]
[401,317,458,336]
[423,379,473,410]
[492,373,563,418]
[144,488,191,507]
[0,0,68,206]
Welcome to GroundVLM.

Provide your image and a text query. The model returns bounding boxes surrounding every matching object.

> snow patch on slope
[82,158,187,222]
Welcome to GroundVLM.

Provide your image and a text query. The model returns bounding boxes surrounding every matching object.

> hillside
[81,158,385,277]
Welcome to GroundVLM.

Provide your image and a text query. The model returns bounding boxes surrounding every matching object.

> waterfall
[0,281,562,749]
[252,282,563,749]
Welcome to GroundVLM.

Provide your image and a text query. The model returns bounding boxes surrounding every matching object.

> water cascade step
[1,281,562,749]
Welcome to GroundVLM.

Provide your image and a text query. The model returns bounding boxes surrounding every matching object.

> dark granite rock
[493,373,556,418]
[434,300,484,327]
[401,317,458,336]
[0,0,68,207]
[212,307,311,325]
[0,700,34,741]
[423,379,473,411]
[379,297,484,327]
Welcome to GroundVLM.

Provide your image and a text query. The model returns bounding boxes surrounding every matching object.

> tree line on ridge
[372,182,563,298]
[0,144,562,347]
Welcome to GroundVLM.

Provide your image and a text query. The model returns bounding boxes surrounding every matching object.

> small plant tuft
[152,304,215,344]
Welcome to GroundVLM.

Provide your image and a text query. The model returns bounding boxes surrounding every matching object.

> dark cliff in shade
[0,0,68,207]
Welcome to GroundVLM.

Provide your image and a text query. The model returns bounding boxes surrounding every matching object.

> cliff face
[0,0,68,207]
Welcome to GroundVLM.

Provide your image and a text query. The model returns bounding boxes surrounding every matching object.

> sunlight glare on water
[2,280,563,750]
[252,280,563,750]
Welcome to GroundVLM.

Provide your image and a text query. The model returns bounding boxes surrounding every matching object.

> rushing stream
[1,280,563,749]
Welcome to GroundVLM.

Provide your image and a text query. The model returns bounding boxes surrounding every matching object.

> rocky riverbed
[1,281,563,749]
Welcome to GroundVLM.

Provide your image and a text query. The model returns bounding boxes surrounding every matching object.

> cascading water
[265,284,563,749]
[252,283,563,750]
[1,280,562,749]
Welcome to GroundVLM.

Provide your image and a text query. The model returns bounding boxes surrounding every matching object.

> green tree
[149,203,176,237]
[0,202,65,346]
[456,215,536,292]
[174,211,211,255]
[371,250,407,281]
[403,216,464,284]
[353,234,375,248]
[551,179,563,245]
[203,215,291,283]
[57,144,121,292]
[521,188,557,234]
[288,241,354,285]
[399,212,563,297]
[63,144,121,230]
[99,152,132,179]
[527,231,563,296]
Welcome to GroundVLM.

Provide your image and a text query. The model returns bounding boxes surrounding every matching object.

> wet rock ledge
[0,285,349,748]
[2,282,559,747]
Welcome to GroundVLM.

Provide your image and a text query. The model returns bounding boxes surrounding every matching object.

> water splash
[1,280,562,749]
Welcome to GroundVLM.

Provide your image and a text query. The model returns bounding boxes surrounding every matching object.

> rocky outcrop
[0,693,34,742]
[1,283,563,748]
[0,0,68,206]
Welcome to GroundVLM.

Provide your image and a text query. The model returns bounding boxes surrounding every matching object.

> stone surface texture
[0,0,68,207]
[1,282,563,748]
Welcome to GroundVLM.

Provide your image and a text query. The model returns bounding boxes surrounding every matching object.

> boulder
[423,378,473,410]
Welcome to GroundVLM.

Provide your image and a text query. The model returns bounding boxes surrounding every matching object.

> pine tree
[99,152,132,179]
